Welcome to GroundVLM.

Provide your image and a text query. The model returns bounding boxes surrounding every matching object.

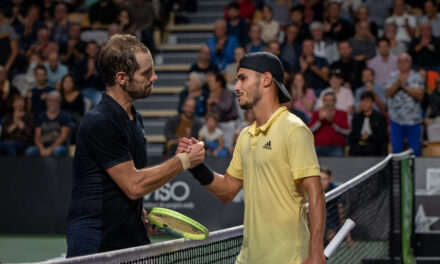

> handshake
[175,137,206,169]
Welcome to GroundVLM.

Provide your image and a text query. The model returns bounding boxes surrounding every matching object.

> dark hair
[263,5,273,13]
[361,91,375,101]
[337,39,351,47]
[213,72,226,89]
[98,34,150,87]
[205,112,220,122]
[323,91,336,100]
[289,72,308,95]
[425,0,437,6]
[60,74,78,95]
[377,37,390,46]
[363,67,375,76]
[320,165,332,177]
[227,2,240,10]
[34,65,47,74]
[289,6,304,14]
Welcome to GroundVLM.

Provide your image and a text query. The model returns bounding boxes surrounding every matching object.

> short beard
[124,81,151,101]
[239,77,261,110]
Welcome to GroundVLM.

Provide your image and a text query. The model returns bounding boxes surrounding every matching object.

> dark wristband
[188,162,214,185]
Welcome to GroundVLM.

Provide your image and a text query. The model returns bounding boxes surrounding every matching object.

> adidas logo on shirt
[263,140,272,150]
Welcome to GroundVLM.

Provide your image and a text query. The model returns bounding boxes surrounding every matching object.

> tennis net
[47,150,414,264]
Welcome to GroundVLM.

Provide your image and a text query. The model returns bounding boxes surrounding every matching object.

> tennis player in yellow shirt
[177,52,326,264]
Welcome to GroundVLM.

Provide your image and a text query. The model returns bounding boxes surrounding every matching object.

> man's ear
[262,72,273,87]
[115,72,127,86]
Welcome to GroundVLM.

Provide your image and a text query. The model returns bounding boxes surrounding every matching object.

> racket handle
[323,219,356,259]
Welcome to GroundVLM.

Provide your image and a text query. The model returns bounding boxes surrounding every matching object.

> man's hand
[302,253,326,264]
[187,141,205,168]
[176,137,198,154]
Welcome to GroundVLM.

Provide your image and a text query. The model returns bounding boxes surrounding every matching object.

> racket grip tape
[189,162,214,185]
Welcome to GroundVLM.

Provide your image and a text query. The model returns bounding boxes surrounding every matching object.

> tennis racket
[324,219,356,259]
[146,207,209,240]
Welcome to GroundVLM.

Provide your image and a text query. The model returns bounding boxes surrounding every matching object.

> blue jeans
[0,141,26,156]
[315,146,345,157]
[390,120,421,156]
[25,145,68,156]
[81,88,102,106]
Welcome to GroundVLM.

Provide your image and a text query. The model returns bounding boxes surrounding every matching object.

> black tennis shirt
[66,93,150,257]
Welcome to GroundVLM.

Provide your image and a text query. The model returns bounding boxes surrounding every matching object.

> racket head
[146,207,209,240]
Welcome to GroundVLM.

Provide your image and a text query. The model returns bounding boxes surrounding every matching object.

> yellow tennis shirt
[227,106,320,264]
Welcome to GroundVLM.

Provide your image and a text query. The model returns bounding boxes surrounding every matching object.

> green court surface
[0,234,177,263]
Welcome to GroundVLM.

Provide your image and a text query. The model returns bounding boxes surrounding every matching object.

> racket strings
[150,213,206,235]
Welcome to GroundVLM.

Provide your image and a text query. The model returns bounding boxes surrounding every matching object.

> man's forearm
[308,188,326,255]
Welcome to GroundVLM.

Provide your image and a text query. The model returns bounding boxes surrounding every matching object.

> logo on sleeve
[263,140,272,150]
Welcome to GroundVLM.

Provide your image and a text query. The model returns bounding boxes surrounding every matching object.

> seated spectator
[17,4,45,52]
[27,65,54,117]
[178,72,209,117]
[89,0,119,29]
[206,20,239,70]
[226,2,249,47]
[297,1,324,23]
[354,68,387,113]
[289,6,310,43]
[0,94,34,156]
[206,72,238,150]
[310,21,339,65]
[309,91,350,157]
[164,97,203,156]
[368,38,398,88]
[258,5,280,44]
[51,2,71,45]
[189,45,219,74]
[409,23,440,72]
[349,91,388,156]
[349,21,376,61]
[246,23,265,53]
[59,23,86,71]
[316,70,354,116]
[323,2,354,42]
[425,76,440,141]
[25,91,71,157]
[117,8,136,36]
[44,51,69,89]
[0,65,19,118]
[420,0,440,38]
[330,40,365,91]
[356,6,378,39]
[383,22,407,56]
[269,0,291,28]
[75,41,105,106]
[384,0,416,44]
[299,39,329,96]
[280,24,301,72]
[0,9,19,74]
[290,72,315,119]
[128,0,155,50]
[28,27,58,61]
[223,47,245,87]
[386,53,424,156]
[198,113,229,157]
[223,0,255,22]
[60,74,84,144]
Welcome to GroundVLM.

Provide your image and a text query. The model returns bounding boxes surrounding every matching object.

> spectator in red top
[308,91,350,157]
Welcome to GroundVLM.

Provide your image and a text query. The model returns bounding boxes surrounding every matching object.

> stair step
[155,52,198,65]
[143,119,167,135]
[161,44,203,52]
[155,72,188,86]
[134,95,179,110]
[147,143,164,157]
[198,1,229,12]
[168,32,212,45]
[151,86,183,94]
[139,109,178,118]
[146,135,166,143]
[168,24,214,32]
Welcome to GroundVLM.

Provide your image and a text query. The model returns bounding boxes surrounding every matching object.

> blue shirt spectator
[207,20,239,70]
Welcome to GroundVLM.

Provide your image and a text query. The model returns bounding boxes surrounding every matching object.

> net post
[387,159,398,263]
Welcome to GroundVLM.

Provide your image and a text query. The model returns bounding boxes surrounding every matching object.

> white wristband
[176,153,190,171]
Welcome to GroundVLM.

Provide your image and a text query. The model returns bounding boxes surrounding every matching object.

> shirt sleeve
[287,125,320,180]
[226,129,245,180]
[87,120,132,170]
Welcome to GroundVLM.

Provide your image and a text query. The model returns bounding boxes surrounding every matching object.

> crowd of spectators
[1,0,440,158]
[166,0,440,157]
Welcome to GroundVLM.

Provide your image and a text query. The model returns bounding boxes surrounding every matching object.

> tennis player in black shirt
[66,34,205,257]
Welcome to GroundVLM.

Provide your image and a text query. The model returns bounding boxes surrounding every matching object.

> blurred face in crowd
[182,98,196,119]
[384,24,397,40]
[291,73,306,98]
[108,24,120,37]
[420,23,432,39]
[118,9,130,25]
[328,3,340,20]
[302,39,314,56]
[207,74,222,92]
[54,3,68,22]
[323,93,336,110]
[360,96,374,113]
[320,171,332,192]
[37,28,50,42]
[329,75,343,89]
[206,116,218,131]
[394,0,405,16]
[234,47,245,62]
[124,52,157,100]
[188,74,202,94]
[311,25,324,41]
[69,24,81,39]
[27,5,40,22]
[262,6,272,21]
[285,25,299,44]
[357,7,369,21]
[227,7,240,20]
[199,45,211,62]
[249,24,262,42]
[362,69,375,84]
[12,95,26,112]
[356,21,370,39]
[35,68,47,86]
[46,93,61,113]
[378,40,390,57]
[47,52,59,69]
[267,41,280,56]
[61,75,75,93]
[290,9,303,24]
[234,68,263,110]
[86,42,99,58]
[397,53,412,72]
[338,41,352,59]
[425,1,438,17]
[214,20,227,39]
